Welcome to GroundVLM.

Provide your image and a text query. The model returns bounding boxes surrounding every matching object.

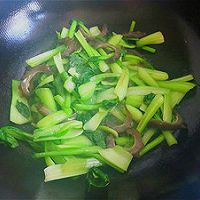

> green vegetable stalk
[114,68,129,101]
[126,104,143,122]
[126,95,144,108]
[136,32,164,47]
[78,82,96,101]
[138,67,158,87]
[96,87,117,103]
[137,94,164,133]
[26,45,65,67]
[108,34,123,46]
[53,52,65,74]
[83,108,108,131]
[162,94,177,146]
[44,158,101,182]
[35,88,57,112]
[127,86,169,96]
[98,146,133,172]
[36,110,68,128]
[142,128,156,145]
[68,20,78,38]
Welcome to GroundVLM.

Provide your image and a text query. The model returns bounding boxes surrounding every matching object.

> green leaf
[16,100,31,119]
[0,129,19,148]
[84,131,106,149]
[87,167,110,188]
[143,93,155,105]
[101,99,118,110]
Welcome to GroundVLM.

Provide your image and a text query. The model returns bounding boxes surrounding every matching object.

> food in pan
[0,19,196,187]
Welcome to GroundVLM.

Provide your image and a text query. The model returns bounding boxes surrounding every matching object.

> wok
[0,0,200,199]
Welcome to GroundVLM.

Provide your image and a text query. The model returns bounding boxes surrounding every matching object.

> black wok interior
[0,1,200,199]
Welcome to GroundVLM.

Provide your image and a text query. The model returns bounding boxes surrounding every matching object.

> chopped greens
[0,19,196,189]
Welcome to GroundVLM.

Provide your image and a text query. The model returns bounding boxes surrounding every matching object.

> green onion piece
[98,146,133,172]
[99,125,118,138]
[64,77,75,93]
[83,108,108,131]
[60,27,69,39]
[126,105,143,122]
[142,128,156,145]
[96,87,117,103]
[10,80,31,124]
[108,34,123,46]
[127,86,169,96]
[75,30,94,57]
[35,88,57,112]
[170,74,194,82]
[37,75,54,88]
[139,134,164,156]
[78,82,96,101]
[129,20,136,32]
[157,81,196,93]
[26,45,65,67]
[141,46,156,53]
[68,20,78,39]
[126,95,144,108]
[53,52,65,74]
[136,32,164,47]
[114,68,129,101]
[138,67,158,87]
[137,94,164,133]
[36,110,68,128]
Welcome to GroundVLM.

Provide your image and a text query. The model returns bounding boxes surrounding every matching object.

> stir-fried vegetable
[0,19,196,188]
